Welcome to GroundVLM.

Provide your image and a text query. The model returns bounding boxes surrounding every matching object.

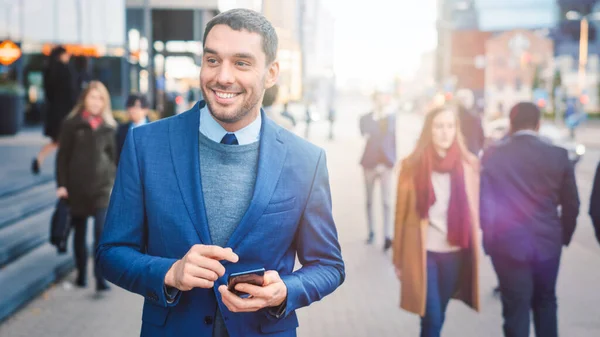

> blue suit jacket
[96,101,345,337]
[480,134,580,262]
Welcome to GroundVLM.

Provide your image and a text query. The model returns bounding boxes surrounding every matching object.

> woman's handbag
[49,198,71,254]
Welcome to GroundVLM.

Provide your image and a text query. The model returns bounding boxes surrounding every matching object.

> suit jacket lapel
[169,101,212,245]
[226,112,288,250]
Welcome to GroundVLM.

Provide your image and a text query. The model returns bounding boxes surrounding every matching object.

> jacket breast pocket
[263,197,296,215]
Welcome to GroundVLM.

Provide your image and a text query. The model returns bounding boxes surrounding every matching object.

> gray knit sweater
[198,130,259,337]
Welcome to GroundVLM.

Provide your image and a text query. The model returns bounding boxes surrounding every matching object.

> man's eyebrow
[233,53,257,61]
[203,48,257,62]
[204,47,218,55]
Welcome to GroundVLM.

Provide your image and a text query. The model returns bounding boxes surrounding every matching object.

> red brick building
[450,30,493,92]
[485,30,553,117]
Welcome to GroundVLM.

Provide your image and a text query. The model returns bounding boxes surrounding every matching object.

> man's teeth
[216,91,236,99]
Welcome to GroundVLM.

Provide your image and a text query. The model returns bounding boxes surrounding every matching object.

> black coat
[480,134,580,261]
[115,119,150,164]
[43,63,78,141]
[590,161,600,242]
[56,115,117,217]
[115,122,130,164]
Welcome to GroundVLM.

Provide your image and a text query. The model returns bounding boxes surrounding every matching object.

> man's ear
[265,60,280,89]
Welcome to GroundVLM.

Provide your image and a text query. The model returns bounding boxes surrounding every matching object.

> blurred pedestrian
[261,84,293,130]
[280,102,297,127]
[480,102,580,337]
[116,93,150,163]
[56,81,117,292]
[360,91,396,251]
[591,160,600,244]
[74,56,92,99]
[304,101,312,139]
[32,46,77,174]
[455,90,485,156]
[393,104,481,337]
[328,85,337,141]
[328,105,336,141]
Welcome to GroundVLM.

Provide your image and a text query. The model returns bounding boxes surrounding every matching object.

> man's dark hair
[48,46,67,66]
[203,8,278,64]
[126,93,149,109]
[509,102,541,132]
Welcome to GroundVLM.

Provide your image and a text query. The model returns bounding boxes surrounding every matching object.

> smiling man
[96,8,345,337]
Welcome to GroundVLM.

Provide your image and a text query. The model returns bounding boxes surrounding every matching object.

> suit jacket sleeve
[278,150,345,319]
[590,162,600,239]
[96,128,180,308]
[359,113,376,137]
[479,151,496,254]
[559,152,580,246]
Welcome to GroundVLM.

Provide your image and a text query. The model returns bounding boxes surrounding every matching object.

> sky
[322,0,438,86]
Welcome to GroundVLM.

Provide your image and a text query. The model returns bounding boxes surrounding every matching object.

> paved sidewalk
[576,121,600,149]
[0,127,56,194]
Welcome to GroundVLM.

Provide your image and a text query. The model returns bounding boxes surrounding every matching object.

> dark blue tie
[220,133,239,145]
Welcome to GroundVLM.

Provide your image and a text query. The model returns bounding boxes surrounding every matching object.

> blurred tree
[532,65,542,90]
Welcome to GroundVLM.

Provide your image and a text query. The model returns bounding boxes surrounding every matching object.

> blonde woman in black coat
[56,81,117,291]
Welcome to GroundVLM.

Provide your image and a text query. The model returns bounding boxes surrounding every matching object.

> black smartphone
[227,268,266,297]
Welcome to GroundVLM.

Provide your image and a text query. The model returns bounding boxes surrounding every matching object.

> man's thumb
[263,270,281,286]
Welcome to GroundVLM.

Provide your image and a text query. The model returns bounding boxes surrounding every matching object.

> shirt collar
[513,129,538,137]
[132,118,148,128]
[199,104,261,145]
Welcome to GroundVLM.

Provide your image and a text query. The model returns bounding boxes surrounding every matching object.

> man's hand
[164,245,239,291]
[56,187,69,199]
[218,270,287,313]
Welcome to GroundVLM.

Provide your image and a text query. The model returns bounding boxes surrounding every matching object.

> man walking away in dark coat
[480,102,580,337]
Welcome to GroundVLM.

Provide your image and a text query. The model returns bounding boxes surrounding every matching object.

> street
[1,93,600,336]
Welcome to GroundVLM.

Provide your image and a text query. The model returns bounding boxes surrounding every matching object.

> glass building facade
[476,0,560,32]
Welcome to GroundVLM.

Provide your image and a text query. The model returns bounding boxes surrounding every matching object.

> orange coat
[392,158,481,316]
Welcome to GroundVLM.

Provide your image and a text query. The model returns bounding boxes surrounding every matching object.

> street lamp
[565,10,600,96]
[564,10,600,137]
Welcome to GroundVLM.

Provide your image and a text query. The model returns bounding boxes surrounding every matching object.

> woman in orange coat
[392,104,481,337]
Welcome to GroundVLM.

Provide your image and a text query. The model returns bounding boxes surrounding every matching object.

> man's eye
[207,58,218,64]
[236,61,249,67]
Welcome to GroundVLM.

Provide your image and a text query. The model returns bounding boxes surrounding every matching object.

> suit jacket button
[204,316,213,325]
[147,291,158,301]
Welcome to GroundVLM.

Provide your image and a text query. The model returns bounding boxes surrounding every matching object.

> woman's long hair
[403,104,473,171]
[67,81,117,127]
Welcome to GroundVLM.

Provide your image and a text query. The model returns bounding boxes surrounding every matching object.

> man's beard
[202,83,263,125]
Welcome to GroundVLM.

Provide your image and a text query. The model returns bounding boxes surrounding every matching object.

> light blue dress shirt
[132,118,148,128]
[199,105,261,144]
